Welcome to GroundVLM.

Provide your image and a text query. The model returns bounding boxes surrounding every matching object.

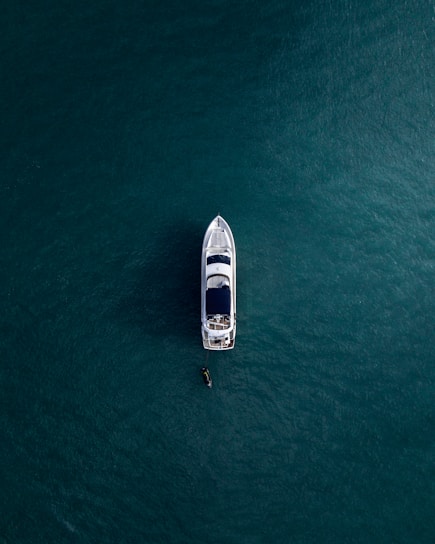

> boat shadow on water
[117,220,202,341]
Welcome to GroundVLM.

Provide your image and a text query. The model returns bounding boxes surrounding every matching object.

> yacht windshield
[207,255,230,265]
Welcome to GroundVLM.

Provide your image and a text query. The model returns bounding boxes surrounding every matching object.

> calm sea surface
[1,1,434,542]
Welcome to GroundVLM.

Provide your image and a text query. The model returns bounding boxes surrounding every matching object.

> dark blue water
[1,1,434,542]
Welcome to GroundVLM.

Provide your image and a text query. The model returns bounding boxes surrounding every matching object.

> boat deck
[206,315,231,330]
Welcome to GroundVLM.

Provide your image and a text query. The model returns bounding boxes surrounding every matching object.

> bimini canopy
[206,288,231,315]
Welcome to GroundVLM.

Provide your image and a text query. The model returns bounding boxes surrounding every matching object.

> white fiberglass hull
[201,215,236,350]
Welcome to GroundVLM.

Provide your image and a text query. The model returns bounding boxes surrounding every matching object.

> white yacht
[201,215,236,350]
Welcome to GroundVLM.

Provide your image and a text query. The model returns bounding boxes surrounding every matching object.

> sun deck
[206,315,231,330]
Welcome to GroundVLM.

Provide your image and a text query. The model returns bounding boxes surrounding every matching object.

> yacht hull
[201,215,236,350]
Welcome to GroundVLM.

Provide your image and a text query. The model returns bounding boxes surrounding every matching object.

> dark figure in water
[201,367,212,388]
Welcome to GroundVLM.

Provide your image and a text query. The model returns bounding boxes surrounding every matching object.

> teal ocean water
[1,1,434,542]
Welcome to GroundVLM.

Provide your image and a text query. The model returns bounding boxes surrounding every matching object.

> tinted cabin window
[207,255,230,265]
